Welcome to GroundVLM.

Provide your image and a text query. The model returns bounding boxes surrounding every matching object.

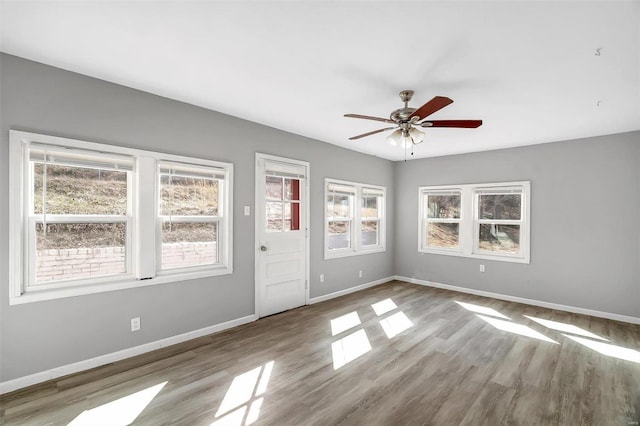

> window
[419,182,530,263]
[9,130,233,304]
[159,162,226,271]
[326,183,355,251]
[475,187,524,256]
[422,190,462,252]
[265,175,301,232]
[325,179,385,258]
[28,145,133,288]
[360,187,384,248]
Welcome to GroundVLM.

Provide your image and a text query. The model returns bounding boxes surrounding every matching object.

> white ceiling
[1,1,639,161]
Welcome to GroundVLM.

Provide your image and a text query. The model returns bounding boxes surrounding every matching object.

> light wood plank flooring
[2,280,640,425]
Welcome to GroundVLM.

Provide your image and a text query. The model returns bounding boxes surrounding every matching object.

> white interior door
[255,154,308,317]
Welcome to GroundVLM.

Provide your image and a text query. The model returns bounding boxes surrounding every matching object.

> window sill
[9,266,233,305]
[419,249,530,264]
[325,246,386,260]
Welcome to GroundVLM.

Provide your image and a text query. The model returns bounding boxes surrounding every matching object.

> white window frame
[421,188,464,254]
[9,130,233,305]
[24,144,135,292]
[157,162,226,273]
[324,178,386,259]
[418,181,530,264]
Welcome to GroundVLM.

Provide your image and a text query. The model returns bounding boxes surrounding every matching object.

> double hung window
[10,131,233,304]
[360,187,384,248]
[28,145,133,288]
[419,182,530,263]
[159,162,225,270]
[422,190,462,252]
[325,179,386,258]
[474,186,525,256]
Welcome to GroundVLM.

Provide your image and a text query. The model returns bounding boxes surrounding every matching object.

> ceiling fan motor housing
[390,107,417,123]
[390,90,418,123]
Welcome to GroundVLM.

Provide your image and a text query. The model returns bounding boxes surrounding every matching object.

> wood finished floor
[2,280,640,425]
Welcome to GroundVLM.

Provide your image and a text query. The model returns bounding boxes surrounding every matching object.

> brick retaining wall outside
[35,242,217,283]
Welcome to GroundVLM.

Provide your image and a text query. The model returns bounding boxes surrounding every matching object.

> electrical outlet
[359,270,363,278]
[320,274,325,283]
[479,264,485,273]
[131,317,141,332]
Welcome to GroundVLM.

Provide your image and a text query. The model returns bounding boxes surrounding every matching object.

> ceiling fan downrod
[390,90,418,123]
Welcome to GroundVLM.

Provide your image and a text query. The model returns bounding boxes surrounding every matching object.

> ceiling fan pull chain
[404,139,407,162]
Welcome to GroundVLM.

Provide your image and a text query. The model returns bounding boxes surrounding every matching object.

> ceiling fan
[344,90,482,147]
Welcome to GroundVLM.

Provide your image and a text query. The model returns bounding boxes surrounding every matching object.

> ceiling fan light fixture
[409,127,425,144]
[387,128,403,146]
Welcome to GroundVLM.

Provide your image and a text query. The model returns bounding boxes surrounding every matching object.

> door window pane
[478,194,521,220]
[284,179,300,201]
[266,177,301,233]
[285,202,301,231]
[266,201,283,232]
[161,222,218,269]
[266,176,283,200]
[478,224,520,253]
[427,222,459,249]
[35,222,126,284]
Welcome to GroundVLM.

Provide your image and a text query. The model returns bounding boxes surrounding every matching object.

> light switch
[244,205,251,216]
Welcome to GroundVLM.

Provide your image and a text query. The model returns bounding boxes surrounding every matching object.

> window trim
[422,188,464,254]
[418,181,530,264]
[157,162,226,272]
[9,130,233,305]
[324,178,386,259]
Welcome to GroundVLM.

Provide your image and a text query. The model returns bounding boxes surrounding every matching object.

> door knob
[260,245,268,252]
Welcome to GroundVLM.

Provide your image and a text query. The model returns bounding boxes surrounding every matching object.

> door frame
[254,152,310,318]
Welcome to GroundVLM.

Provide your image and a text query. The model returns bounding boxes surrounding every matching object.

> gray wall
[394,131,640,318]
[0,54,395,382]
[2,52,638,385]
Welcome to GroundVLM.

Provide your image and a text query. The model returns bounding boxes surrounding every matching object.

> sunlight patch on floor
[476,315,558,343]
[255,361,274,396]
[455,301,510,319]
[214,361,274,424]
[371,298,398,316]
[245,397,264,425]
[379,311,413,338]
[68,381,167,426]
[564,335,640,364]
[331,329,372,370]
[525,316,608,341]
[330,311,361,336]
[211,406,246,426]
[211,398,264,426]
[215,367,262,417]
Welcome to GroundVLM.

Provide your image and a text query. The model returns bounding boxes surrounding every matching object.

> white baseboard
[394,275,640,325]
[309,276,393,305]
[0,314,257,395]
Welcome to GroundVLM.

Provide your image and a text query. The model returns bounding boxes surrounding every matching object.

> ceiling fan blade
[348,127,396,140]
[420,119,483,128]
[344,114,396,124]
[409,96,453,120]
